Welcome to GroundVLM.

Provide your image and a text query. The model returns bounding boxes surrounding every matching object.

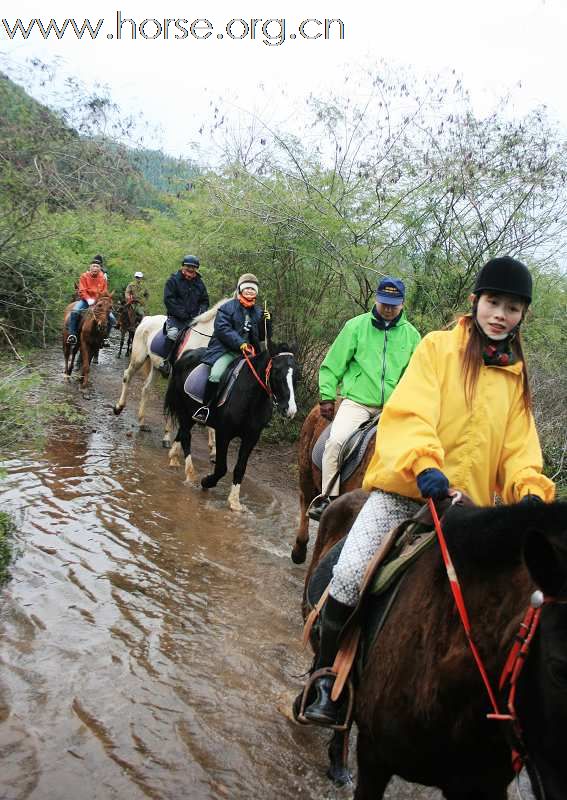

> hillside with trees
[0,64,566,491]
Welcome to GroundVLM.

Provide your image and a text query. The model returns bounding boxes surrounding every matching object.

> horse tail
[163,374,181,426]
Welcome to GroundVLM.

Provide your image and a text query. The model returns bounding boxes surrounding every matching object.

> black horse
[164,343,298,511]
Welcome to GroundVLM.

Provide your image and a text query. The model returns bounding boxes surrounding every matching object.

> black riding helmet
[181,254,200,268]
[473,256,532,305]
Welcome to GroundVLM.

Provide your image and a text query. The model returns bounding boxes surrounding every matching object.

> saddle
[150,324,191,360]
[183,356,247,407]
[301,493,475,719]
[311,412,379,488]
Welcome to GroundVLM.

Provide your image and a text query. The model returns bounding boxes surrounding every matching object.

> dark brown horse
[291,402,375,565]
[116,301,140,358]
[300,493,567,799]
[63,292,114,387]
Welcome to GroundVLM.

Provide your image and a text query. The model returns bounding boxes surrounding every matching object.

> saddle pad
[311,421,377,483]
[150,328,170,358]
[183,363,211,402]
[217,358,246,408]
[370,531,435,595]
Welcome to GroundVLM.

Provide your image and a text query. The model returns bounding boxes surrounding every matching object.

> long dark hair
[461,303,532,413]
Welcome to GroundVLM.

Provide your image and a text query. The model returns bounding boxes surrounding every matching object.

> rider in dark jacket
[158,254,209,376]
[192,273,271,424]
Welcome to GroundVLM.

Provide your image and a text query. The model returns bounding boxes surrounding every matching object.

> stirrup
[307,493,331,521]
[294,667,354,731]
[192,406,210,424]
[66,334,77,345]
[158,360,171,377]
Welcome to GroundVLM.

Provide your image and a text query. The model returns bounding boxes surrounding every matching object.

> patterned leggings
[329,490,420,606]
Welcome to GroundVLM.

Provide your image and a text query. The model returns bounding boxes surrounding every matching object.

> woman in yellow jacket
[302,256,555,727]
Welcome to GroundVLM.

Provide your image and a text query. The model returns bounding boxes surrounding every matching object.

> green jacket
[319,310,421,408]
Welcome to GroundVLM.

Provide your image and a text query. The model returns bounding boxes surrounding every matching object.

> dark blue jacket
[163,271,209,323]
[202,298,266,366]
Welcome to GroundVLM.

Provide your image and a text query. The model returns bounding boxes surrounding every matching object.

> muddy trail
[0,344,523,800]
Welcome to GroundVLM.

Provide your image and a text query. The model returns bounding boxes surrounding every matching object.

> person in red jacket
[66,259,116,345]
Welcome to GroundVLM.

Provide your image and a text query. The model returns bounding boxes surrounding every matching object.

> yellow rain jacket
[363,317,555,505]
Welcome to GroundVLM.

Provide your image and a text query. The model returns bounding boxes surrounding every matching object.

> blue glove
[519,494,544,506]
[417,468,450,500]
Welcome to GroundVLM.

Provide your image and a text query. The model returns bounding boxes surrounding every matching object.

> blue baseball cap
[376,277,405,306]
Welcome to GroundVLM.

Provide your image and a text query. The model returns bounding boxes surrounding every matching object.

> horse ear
[524,530,567,599]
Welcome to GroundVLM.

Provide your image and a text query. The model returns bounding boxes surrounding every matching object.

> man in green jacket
[308,277,421,520]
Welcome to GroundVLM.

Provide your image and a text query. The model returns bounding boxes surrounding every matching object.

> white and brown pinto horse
[112,299,229,454]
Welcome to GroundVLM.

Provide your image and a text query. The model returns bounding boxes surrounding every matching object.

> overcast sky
[1,0,566,157]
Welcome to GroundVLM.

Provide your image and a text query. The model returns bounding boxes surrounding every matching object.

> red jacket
[78,271,107,301]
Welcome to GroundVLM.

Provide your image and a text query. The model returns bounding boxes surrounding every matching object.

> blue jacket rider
[158,254,209,376]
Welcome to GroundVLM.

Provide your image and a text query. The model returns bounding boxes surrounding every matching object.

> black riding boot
[303,595,354,726]
[192,380,218,425]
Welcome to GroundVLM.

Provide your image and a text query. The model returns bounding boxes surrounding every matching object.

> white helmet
[134,271,144,278]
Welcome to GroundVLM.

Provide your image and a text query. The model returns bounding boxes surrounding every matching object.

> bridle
[428,497,559,799]
[242,351,295,405]
[88,298,112,333]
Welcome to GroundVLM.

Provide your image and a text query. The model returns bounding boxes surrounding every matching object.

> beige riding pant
[321,398,380,497]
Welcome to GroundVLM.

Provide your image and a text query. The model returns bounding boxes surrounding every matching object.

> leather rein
[428,497,554,793]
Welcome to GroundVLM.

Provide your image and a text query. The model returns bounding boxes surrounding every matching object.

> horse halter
[428,498,557,799]
[242,351,294,405]
[91,298,112,332]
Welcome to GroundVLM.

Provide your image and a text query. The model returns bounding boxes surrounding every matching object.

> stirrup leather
[294,667,354,731]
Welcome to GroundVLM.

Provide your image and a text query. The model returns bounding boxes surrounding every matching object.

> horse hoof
[201,475,216,490]
[291,544,307,565]
[112,405,123,416]
[162,439,171,449]
[326,766,353,788]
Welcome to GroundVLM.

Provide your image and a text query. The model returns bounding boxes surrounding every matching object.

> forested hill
[0,71,199,202]
[0,67,566,490]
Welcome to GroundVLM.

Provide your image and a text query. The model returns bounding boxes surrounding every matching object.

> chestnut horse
[116,301,140,358]
[290,402,375,565]
[299,492,567,799]
[63,292,114,388]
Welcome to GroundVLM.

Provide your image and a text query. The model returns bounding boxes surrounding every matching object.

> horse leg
[201,431,229,490]
[80,341,90,387]
[138,364,157,431]
[169,422,197,483]
[292,487,312,564]
[127,331,134,357]
[118,331,125,358]
[113,351,148,415]
[327,730,353,787]
[162,415,173,449]
[226,431,260,512]
[207,428,216,463]
[353,732,391,800]
[353,731,392,800]
[168,434,183,468]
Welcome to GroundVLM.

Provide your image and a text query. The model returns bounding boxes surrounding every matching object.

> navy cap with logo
[376,277,405,306]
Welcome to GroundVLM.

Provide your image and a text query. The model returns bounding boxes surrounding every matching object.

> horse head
[268,342,298,419]
[514,502,567,800]
[92,292,114,335]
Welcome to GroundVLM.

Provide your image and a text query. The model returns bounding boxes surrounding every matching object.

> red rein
[428,497,546,774]
[243,351,272,397]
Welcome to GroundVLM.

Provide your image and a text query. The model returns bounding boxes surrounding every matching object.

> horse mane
[270,341,295,356]
[442,502,567,575]
[192,297,230,325]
